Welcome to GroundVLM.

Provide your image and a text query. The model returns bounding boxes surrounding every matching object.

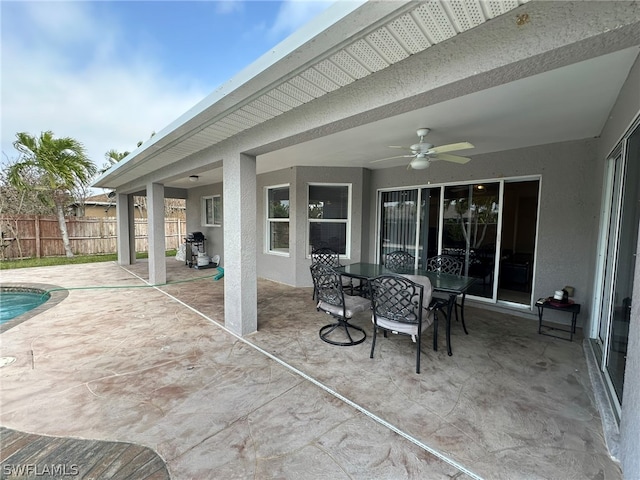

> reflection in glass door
[418,187,441,269]
[379,190,418,261]
[442,183,500,299]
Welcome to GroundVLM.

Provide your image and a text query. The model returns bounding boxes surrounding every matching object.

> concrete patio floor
[0,260,621,479]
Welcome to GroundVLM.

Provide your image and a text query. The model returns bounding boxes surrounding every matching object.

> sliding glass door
[595,122,639,408]
[378,178,538,305]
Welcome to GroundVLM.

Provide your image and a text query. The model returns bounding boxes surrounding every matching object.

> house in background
[94,1,640,478]
[70,193,185,219]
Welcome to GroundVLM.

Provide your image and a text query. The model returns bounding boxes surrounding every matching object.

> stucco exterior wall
[255,166,367,287]
[368,138,600,325]
[599,53,640,160]
[621,230,640,479]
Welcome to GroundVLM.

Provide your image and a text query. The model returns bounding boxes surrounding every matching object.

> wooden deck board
[0,427,170,479]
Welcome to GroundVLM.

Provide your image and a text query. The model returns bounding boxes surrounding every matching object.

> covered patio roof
[93,1,640,192]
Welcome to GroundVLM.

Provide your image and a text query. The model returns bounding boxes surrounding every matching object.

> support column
[116,193,135,265]
[148,183,166,285]
[223,153,257,335]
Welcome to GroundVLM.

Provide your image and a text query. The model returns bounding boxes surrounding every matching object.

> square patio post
[147,182,166,285]
[223,153,257,335]
[116,192,135,265]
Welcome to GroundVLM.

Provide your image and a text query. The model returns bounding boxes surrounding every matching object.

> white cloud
[1,2,207,171]
[1,0,336,174]
[268,0,336,39]
[214,0,245,15]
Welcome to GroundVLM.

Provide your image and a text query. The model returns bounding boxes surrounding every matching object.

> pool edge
[0,283,69,333]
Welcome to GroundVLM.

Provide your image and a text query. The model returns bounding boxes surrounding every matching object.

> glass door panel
[418,187,441,269]
[606,127,639,402]
[379,189,418,262]
[443,183,500,299]
[598,157,622,346]
[497,180,539,305]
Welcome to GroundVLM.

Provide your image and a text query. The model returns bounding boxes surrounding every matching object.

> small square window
[202,195,222,226]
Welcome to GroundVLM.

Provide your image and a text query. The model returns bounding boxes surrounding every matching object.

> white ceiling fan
[371,128,474,170]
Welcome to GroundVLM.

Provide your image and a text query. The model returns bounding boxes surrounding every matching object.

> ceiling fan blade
[370,154,413,163]
[431,153,471,164]
[428,142,474,154]
[387,145,412,150]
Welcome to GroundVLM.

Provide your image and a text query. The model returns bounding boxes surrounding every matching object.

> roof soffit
[94,0,530,188]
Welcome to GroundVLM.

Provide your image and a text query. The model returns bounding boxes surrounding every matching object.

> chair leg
[459,293,468,335]
[416,333,421,374]
[433,311,438,352]
[370,326,378,358]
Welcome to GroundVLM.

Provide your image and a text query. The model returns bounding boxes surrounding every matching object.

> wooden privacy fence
[0,216,185,259]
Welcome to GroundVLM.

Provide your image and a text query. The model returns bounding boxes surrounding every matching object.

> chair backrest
[384,250,415,272]
[309,263,346,310]
[425,255,463,275]
[311,247,341,267]
[369,275,423,326]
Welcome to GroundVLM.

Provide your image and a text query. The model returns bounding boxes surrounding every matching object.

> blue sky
[1,0,335,171]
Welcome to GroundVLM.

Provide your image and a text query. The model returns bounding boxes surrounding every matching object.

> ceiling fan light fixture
[410,156,430,170]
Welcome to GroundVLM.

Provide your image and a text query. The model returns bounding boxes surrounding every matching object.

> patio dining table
[337,263,476,356]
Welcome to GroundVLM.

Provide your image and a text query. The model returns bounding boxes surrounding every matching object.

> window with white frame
[266,185,290,255]
[202,195,222,227]
[308,184,350,256]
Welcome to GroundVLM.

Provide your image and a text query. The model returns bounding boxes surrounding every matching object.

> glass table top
[338,263,476,294]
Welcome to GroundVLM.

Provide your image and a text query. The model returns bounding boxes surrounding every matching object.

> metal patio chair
[309,263,370,346]
[383,250,415,272]
[368,274,434,373]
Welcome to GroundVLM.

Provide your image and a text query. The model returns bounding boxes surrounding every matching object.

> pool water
[0,290,50,324]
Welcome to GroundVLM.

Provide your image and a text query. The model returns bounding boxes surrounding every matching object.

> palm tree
[8,131,96,257]
[100,149,129,174]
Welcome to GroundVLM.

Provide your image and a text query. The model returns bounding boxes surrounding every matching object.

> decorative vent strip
[234,107,268,126]
[346,39,390,73]
[388,14,432,54]
[277,82,315,104]
[225,111,259,130]
[412,2,457,42]
[366,27,409,64]
[299,68,341,94]
[241,104,275,122]
[258,92,295,113]
[197,126,228,143]
[289,75,327,99]
[329,50,371,79]
[250,97,285,117]
[314,59,355,87]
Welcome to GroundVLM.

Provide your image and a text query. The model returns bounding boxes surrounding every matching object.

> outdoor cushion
[372,310,433,337]
[318,294,371,319]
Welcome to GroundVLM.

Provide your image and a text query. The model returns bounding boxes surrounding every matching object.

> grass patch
[0,250,177,270]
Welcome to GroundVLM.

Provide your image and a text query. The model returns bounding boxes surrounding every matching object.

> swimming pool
[0,284,68,333]
[0,288,51,324]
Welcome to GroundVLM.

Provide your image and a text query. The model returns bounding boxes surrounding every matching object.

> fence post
[35,215,41,258]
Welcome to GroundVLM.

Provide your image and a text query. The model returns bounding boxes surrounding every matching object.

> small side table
[536,298,580,341]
